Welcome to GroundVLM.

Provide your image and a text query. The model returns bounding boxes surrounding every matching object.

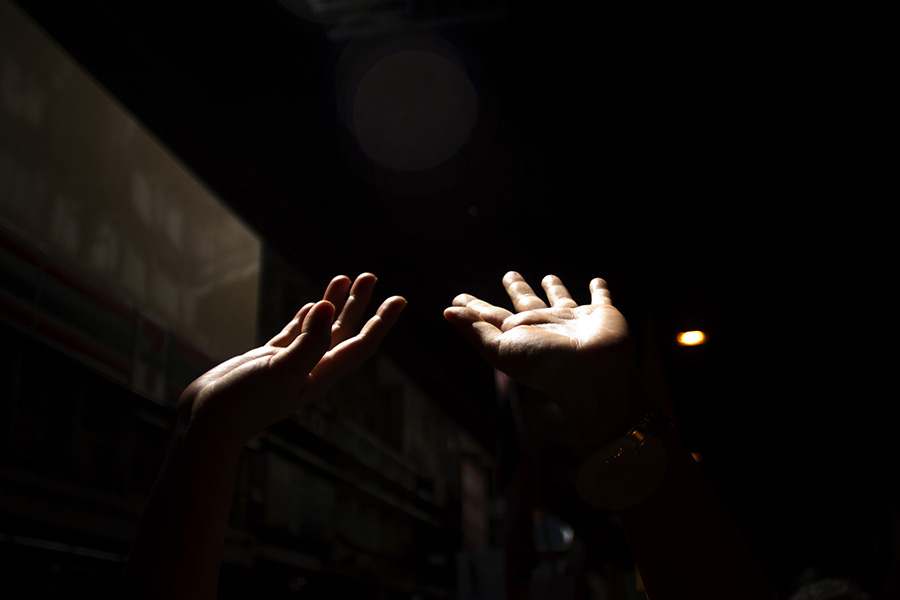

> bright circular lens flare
[677,331,706,346]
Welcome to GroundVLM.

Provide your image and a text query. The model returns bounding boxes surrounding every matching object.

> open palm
[445,272,642,442]
[179,273,406,448]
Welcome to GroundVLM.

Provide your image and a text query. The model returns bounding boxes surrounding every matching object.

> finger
[451,293,513,328]
[541,275,579,308]
[323,275,352,317]
[501,309,572,332]
[332,273,378,345]
[272,300,335,376]
[337,295,406,360]
[590,278,613,305]
[503,271,548,312]
[443,306,504,367]
[302,296,407,400]
[267,303,315,347]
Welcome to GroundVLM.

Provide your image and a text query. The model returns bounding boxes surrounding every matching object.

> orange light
[677,330,706,346]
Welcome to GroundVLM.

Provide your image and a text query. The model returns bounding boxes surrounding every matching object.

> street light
[676,330,706,346]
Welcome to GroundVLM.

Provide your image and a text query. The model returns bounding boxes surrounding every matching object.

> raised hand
[178,273,406,449]
[444,271,648,445]
[121,274,405,600]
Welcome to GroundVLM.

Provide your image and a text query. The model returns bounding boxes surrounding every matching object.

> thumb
[443,306,503,367]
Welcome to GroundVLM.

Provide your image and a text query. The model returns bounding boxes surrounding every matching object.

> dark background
[8,0,893,593]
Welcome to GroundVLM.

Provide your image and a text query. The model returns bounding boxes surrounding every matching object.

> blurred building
[0,2,497,596]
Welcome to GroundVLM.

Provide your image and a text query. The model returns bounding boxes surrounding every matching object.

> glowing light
[691,452,703,463]
[677,330,706,346]
[561,523,574,546]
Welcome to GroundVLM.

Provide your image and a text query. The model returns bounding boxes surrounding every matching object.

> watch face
[576,434,669,511]
[638,408,673,436]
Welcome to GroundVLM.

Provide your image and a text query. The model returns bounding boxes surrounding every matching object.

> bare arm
[614,420,772,599]
[444,271,772,599]
[119,274,406,599]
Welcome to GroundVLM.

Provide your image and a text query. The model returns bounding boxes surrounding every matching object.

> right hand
[178,273,406,450]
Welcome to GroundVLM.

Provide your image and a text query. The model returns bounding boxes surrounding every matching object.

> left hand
[177,273,406,449]
[444,271,645,444]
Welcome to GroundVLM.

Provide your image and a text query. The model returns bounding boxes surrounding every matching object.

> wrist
[551,371,653,449]
[176,414,247,466]
[575,407,675,511]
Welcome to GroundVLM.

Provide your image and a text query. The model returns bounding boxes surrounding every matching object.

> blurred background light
[677,330,706,346]
[341,39,478,173]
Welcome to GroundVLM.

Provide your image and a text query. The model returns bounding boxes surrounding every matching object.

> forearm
[613,425,773,599]
[120,421,243,600]
[566,386,772,600]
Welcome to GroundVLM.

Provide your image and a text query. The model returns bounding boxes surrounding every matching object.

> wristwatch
[576,407,673,510]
